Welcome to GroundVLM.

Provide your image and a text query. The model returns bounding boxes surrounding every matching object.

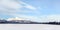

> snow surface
[0,24,60,30]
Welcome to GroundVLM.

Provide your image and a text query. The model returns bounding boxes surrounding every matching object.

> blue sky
[0,0,60,22]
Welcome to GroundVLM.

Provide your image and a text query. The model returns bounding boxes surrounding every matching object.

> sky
[0,0,60,22]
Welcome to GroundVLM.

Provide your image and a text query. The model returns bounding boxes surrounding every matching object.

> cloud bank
[40,15,60,22]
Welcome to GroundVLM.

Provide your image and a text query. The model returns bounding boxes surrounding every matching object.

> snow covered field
[0,24,60,30]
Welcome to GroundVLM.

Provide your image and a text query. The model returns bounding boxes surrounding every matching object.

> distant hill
[0,20,40,24]
[0,20,60,25]
[40,22,60,25]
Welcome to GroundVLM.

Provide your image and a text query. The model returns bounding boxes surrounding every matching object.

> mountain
[0,20,7,23]
[0,19,60,24]
[0,19,40,24]
[7,20,40,24]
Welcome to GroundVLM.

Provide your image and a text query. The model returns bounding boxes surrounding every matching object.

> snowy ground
[0,24,60,30]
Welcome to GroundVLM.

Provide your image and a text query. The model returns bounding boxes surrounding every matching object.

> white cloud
[0,0,23,10]
[25,5,37,10]
[18,1,37,10]
[0,0,37,10]
[0,0,37,13]
[0,0,38,21]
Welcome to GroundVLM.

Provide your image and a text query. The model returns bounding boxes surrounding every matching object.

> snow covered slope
[0,24,60,30]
